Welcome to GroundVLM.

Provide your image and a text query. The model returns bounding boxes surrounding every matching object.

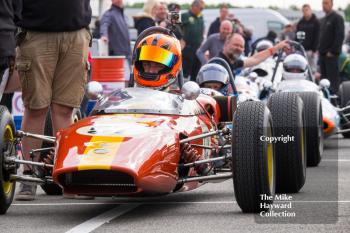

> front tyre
[232,101,275,213]
[0,106,16,215]
[268,92,306,193]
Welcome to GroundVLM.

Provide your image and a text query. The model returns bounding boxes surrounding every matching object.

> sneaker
[15,183,37,201]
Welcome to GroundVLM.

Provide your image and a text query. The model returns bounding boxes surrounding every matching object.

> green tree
[268,6,279,10]
[289,5,299,11]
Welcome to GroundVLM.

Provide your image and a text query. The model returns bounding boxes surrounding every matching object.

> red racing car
[0,81,278,214]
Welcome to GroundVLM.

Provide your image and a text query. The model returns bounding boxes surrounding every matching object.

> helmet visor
[197,69,229,86]
[137,45,177,68]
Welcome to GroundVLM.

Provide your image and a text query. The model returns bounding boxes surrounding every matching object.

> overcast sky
[125,0,349,11]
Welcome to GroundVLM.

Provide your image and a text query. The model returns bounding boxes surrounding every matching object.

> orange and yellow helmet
[133,33,182,89]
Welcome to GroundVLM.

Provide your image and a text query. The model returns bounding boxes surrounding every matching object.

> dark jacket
[100,5,131,59]
[17,0,91,32]
[181,10,205,48]
[0,0,20,57]
[133,15,155,36]
[207,17,220,37]
[296,14,320,52]
[318,11,345,56]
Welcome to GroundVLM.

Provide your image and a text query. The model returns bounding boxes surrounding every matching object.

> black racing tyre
[298,92,323,167]
[213,96,237,122]
[232,101,275,213]
[40,108,82,195]
[0,106,16,215]
[268,92,306,193]
[339,81,350,107]
[339,81,350,138]
[341,121,350,138]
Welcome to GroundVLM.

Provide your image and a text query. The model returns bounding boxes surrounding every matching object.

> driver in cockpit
[132,33,182,91]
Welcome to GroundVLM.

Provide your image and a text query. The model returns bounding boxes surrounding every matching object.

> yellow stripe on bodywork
[78,136,124,170]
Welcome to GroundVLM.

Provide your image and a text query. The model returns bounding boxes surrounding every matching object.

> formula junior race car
[0,81,276,214]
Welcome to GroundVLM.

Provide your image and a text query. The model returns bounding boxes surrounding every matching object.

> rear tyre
[339,81,350,107]
[341,122,350,139]
[268,92,306,193]
[39,108,82,195]
[232,101,275,213]
[298,92,323,167]
[339,82,350,138]
[0,106,16,214]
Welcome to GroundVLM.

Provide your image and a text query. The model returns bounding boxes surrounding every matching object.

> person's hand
[101,36,108,43]
[274,40,290,51]
[326,52,334,58]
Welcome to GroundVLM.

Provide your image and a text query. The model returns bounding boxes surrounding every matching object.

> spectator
[100,0,131,62]
[217,33,289,75]
[232,18,244,35]
[280,24,296,41]
[196,20,233,65]
[296,4,320,73]
[251,30,277,52]
[207,4,229,37]
[0,0,20,111]
[181,0,205,81]
[92,20,101,39]
[346,30,350,47]
[318,0,345,93]
[133,0,158,36]
[243,27,254,56]
[339,48,350,81]
[163,3,184,48]
[266,30,278,44]
[168,3,181,12]
[155,2,168,26]
[15,0,92,200]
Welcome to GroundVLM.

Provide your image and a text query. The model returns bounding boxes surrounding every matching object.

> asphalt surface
[0,136,349,233]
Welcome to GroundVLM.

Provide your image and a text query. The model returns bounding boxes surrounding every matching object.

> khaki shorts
[16,28,90,109]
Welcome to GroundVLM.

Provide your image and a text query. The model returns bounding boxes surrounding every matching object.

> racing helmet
[196,63,230,95]
[255,40,274,52]
[133,33,182,90]
[282,54,308,80]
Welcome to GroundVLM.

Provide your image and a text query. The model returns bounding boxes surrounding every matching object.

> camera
[168,11,181,24]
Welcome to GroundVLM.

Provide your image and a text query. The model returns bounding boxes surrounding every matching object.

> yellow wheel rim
[267,127,274,193]
[2,124,14,196]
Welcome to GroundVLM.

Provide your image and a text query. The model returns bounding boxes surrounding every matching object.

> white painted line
[65,204,139,233]
[276,200,350,203]
[322,159,350,162]
[12,200,350,206]
[13,201,236,206]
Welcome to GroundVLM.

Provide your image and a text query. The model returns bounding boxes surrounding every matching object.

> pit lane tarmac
[0,136,349,233]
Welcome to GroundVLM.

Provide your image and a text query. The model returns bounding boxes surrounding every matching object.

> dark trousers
[182,45,201,81]
[319,55,340,94]
[0,57,14,112]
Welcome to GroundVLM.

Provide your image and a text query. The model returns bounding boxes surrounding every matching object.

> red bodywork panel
[53,111,218,196]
